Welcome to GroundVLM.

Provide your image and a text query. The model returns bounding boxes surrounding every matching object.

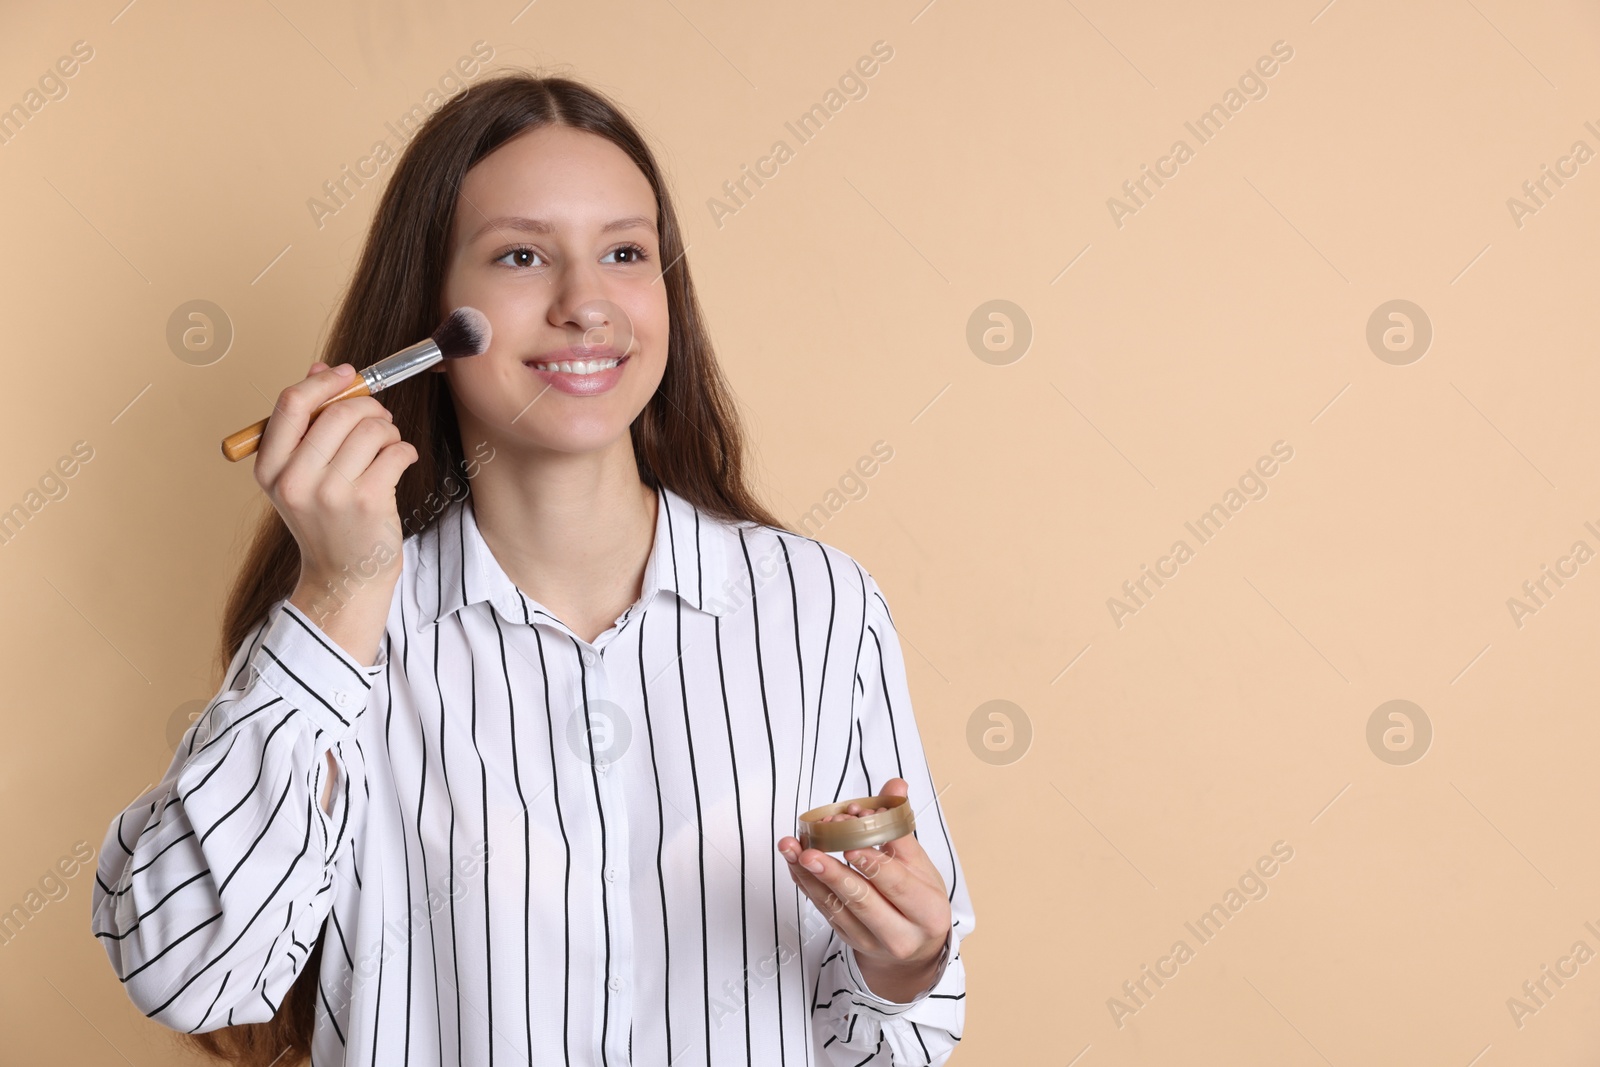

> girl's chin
[496,412,646,455]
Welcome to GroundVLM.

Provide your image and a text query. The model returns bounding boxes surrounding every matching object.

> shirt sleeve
[90,596,386,1032]
[810,568,974,1065]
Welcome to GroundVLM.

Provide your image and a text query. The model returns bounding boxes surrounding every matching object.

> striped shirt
[92,483,974,1065]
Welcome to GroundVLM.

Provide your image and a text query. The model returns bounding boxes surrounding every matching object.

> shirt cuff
[250,598,387,741]
[842,926,955,1015]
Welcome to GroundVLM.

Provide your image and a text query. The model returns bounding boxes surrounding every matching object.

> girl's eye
[603,242,652,265]
[496,245,543,269]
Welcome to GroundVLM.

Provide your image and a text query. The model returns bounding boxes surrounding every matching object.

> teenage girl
[92,73,973,1067]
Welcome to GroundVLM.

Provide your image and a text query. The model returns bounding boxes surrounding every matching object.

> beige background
[2,0,1598,1063]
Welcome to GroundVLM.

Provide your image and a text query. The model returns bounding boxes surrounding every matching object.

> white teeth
[530,358,621,374]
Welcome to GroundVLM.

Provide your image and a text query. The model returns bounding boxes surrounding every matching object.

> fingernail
[804,858,824,874]
[337,363,356,376]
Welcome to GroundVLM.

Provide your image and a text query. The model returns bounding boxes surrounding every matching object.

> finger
[881,825,930,868]
[781,850,882,951]
[803,848,951,965]
[325,412,402,485]
[873,779,933,863]
[354,438,419,495]
[793,846,917,942]
[279,396,392,488]
[299,390,389,463]
[257,364,331,479]
[840,845,927,913]
[257,365,364,477]
[778,838,880,939]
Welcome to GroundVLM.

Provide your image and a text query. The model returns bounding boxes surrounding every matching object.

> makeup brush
[221,307,492,462]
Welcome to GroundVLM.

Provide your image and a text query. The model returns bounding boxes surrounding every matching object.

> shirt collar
[413,482,739,632]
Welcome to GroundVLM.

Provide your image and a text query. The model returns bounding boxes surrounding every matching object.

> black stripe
[691,492,704,608]
[834,579,872,803]
[118,802,215,906]
[328,896,355,970]
[805,545,838,844]
[489,608,534,1062]
[319,973,348,1044]
[282,603,375,688]
[225,612,273,692]
[183,732,243,808]
[368,870,387,1067]
[217,768,297,897]
[713,615,752,1063]
[259,644,350,727]
[195,696,285,756]
[533,624,574,1067]
[777,533,810,1067]
[467,614,495,1066]
[738,527,786,1067]
[115,810,133,856]
[122,865,212,931]
[637,609,673,1065]
[189,968,230,1033]
[670,502,710,1066]
[332,741,354,861]
[848,1030,883,1066]
[441,509,464,1067]
[864,624,905,778]
[421,526,446,1067]
[855,720,872,795]
[186,693,242,760]
[107,732,243,898]
[384,618,417,1067]
[199,710,298,849]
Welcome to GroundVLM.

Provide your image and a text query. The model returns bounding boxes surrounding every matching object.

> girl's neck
[466,437,658,642]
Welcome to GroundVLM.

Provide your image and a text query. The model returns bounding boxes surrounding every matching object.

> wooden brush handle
[220,377,374,462]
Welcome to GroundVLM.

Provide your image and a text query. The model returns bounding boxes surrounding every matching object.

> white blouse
[92,483,974,1065]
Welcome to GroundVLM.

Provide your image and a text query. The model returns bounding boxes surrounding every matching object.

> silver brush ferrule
[361,337,442,394]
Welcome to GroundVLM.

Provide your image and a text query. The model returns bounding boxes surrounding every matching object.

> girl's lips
[524,355,629,396]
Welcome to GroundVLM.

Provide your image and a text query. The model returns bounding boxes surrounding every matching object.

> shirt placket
[578,638,634,1066]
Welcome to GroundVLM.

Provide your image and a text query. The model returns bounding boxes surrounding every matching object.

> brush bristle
[433,306,492,359]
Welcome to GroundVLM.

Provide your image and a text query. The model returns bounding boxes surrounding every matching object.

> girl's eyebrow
[470,214,656,243]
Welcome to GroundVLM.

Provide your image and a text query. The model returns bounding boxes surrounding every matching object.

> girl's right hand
[255,361,418,602]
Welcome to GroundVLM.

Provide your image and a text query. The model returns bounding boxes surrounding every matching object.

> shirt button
[583,650,597,666]
[334,691,350,708]
[605,867,618,882]
[595,758,609,774]
[608,977,623,991]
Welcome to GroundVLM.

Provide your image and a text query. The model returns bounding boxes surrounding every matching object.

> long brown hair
[185,69,787,1066]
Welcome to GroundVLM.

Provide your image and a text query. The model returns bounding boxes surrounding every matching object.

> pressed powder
[797,794,915,853]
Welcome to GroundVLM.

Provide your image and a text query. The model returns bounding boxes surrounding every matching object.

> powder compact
[797,793,915,853]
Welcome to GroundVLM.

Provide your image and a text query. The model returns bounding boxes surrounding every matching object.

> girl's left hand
[777,778,952,1000]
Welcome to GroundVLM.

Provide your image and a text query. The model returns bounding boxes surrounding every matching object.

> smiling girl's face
[437,124,668,457]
